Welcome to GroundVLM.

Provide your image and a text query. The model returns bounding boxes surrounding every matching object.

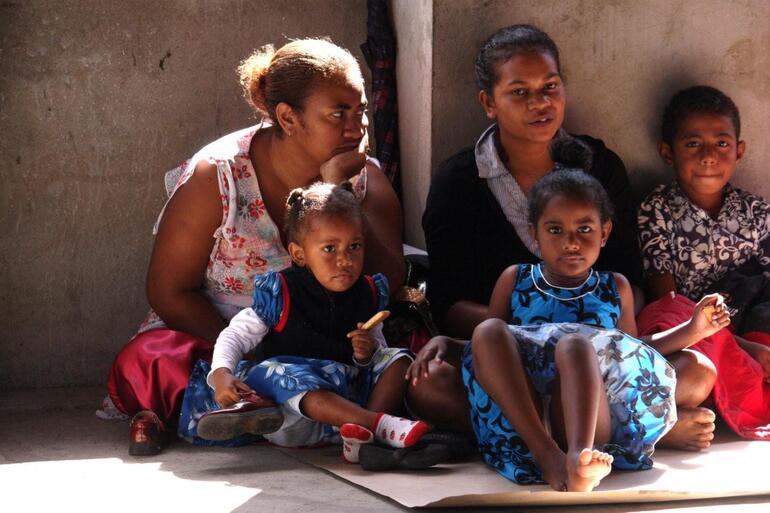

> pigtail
[286,187,305,209]
[284,187,306,242]
[338,180,354,195]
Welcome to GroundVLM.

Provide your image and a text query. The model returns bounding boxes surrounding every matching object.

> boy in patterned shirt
[638,85,770,383]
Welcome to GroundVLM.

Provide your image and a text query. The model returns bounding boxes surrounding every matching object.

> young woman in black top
[407,25,717,452]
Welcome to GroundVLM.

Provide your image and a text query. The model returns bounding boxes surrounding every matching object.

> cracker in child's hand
[702,305,717,322]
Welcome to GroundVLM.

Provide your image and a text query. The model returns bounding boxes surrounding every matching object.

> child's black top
[254,266,388,363]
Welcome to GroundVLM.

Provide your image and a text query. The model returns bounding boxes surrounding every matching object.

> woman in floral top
[106,38,405,456]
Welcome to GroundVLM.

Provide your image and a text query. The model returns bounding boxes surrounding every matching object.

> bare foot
[658,407,715,451]
[565,448,613,492]
[534,445,568,492]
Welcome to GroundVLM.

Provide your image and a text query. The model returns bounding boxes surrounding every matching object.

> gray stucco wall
[3,0,770,389]
[0,1,369,389]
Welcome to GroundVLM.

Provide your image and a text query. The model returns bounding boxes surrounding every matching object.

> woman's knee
[407,361,467,416]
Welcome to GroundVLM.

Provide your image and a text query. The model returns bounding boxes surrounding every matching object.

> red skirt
[107,329,214,424]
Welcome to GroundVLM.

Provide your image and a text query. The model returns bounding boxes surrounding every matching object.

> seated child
[408,170,729,492]
[178,182,429,464]
[638,86,770,382]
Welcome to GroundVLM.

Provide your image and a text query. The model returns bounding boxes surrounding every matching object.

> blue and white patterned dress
[462,263,677,483]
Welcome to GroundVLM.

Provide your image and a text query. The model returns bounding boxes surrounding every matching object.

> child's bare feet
[658,407,715,451]
[565,448,613,492]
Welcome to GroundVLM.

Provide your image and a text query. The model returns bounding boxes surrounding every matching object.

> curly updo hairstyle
[284,181,362,243]
[238,38,362,131]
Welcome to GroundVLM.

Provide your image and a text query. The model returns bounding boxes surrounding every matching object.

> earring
[600,239,606,247]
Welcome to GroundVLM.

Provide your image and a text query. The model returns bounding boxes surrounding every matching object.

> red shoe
[196,392,283,441]
[129,410,166,456]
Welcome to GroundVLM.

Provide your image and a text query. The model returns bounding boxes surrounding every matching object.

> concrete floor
[1,386,769,513]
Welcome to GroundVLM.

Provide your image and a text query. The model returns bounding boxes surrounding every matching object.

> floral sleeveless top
[138,123,368,333]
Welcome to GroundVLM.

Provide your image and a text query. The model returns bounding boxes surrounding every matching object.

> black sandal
[358,442,451,471]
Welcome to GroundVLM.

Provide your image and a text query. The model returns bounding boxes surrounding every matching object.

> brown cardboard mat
[278,433,770,508]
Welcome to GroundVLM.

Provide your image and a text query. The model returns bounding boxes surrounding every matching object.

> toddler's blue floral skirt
[179,347,411,446]
[462,323,677,484]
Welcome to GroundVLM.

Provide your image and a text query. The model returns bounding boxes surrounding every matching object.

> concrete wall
[3,0,770,389]
[392,0,433,246]
[0,0,370,389]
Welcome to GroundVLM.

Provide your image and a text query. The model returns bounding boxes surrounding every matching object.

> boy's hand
[690,293,731,339]
[405,337,448,386]
[348,322,377,363]
[319,132,369,184]
[210,368,254,408]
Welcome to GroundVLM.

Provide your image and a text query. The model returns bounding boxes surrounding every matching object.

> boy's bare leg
[367,357,410,414]
[300,390,377,428]
[658,349,717,450]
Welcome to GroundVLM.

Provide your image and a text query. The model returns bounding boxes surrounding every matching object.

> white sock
[340,423,373,464]
[372,412,430,449]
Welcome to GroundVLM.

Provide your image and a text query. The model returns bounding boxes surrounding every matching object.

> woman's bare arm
[443,266,516,338]
[444,301,488,339]
[360,161,406,292]
[145,161,226,342]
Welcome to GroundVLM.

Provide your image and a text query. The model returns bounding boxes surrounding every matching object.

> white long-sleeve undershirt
[206,307,388,388]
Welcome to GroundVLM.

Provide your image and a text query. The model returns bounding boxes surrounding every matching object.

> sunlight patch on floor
[1,458,260,512]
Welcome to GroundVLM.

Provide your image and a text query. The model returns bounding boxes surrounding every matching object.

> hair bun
[238,44,276,117]
[550,134,593,171]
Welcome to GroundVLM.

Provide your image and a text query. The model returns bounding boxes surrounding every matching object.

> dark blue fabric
[511,263,620,328]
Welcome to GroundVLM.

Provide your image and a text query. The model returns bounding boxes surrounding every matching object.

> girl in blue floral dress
[411,170,730,492]
[178,182,428,463]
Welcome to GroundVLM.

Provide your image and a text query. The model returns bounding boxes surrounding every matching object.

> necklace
[532,264,599,301]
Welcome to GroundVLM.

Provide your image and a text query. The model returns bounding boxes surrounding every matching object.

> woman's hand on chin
[319,133,369,184]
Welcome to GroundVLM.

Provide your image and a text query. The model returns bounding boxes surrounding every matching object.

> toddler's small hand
[348,323,376,363]
[211,369,254,408]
